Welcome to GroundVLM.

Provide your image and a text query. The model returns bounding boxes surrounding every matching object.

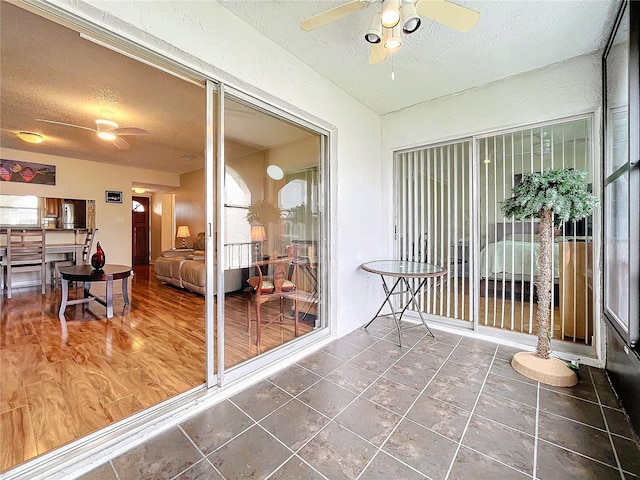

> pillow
[247,276,295,293]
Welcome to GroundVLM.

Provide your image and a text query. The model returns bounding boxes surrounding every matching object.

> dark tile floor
[80,319,640,480]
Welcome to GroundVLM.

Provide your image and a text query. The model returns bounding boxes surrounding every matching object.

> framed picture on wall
[105,190,123,203]
[0,159,56,185]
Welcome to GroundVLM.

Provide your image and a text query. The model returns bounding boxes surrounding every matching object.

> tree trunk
[536,209,553,359]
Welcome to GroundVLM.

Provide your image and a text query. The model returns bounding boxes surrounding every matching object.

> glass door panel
[221,96,324,370]
[477,117,595,344]
[395,141,474,323]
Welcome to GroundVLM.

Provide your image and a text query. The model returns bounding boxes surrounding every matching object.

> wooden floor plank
[48,359,114,437]
[0,359,27,414]
[104,395,144,424]
[25,378,78,454]
[66,343,133,405]
[0,407,38,472]
[117,367,169,410]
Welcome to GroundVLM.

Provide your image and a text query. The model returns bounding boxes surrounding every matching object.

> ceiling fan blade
[300,0,367,31]
[415,0,480,32]
[369,43,387,64]
[35,119,96,133]
[113,127,149,136]
[112,136,130,150]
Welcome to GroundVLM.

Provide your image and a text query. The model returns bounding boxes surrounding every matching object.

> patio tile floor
[79,319,640,480]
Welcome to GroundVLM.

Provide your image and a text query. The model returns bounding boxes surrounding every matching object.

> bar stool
[51,228,96,290]
[2,228,46,298]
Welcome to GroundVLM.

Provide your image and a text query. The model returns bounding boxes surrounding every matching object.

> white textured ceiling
[219,0,620,115]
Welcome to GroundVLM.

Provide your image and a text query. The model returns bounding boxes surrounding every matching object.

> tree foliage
[501,169,598,225]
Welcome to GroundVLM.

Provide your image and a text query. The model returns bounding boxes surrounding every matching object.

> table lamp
[176,225,190,249]
[251,224,266,259]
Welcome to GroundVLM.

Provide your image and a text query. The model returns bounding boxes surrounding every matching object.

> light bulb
[381,0,400,28]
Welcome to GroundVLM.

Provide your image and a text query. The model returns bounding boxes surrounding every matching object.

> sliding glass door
[395,117,596,348]
[603,0,640,347]
[395,141,474,324]
[477,117,595,345]
[217,91,327,383]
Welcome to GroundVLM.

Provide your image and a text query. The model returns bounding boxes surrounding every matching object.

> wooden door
[132,196,150,266]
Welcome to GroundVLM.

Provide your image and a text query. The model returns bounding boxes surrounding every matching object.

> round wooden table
[58,264,132,343]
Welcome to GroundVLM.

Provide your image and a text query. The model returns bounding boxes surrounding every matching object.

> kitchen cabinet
[45,197,60,217]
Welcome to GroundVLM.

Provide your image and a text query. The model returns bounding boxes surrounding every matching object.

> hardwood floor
[0,265,314,473]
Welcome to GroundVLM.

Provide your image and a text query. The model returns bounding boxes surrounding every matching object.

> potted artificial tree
[501,168,598,386]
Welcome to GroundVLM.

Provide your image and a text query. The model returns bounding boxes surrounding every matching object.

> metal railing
[223,242,253,270]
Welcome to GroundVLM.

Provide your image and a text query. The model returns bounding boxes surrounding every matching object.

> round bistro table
[360,260,447,347]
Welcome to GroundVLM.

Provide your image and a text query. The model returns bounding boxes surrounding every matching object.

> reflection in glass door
[219,95,324,373]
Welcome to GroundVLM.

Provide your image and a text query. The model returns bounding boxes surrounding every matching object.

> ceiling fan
[300,0,480,64]
[35,117,148,150]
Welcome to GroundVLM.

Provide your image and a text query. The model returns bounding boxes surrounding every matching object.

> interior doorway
[132,196,150,265]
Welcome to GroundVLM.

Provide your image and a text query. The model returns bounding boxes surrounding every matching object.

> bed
[478,222,563,302]
[479,232,560,280]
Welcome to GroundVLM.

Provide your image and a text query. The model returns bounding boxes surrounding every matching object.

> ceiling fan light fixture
[95,119,118,131]
[365,12,383,44]
[400,2,421,34]
[384,25,402,50]
[97,131,117,141]
[381,0,400,28]
[16,131,44,144]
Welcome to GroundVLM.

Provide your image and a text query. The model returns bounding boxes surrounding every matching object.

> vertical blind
[396,117,595,344]
[396,141,473,322]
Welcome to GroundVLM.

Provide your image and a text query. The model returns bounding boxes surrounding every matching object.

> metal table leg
[364,275,405,346]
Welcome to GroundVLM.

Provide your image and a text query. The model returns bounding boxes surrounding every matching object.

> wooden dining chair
[3,228,46,298]
[51,228,96,290]
[245,257,300,351]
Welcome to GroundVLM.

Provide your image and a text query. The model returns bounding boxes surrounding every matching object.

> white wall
[60,0,385,336]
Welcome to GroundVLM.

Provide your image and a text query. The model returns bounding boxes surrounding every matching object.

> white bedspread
[479,239,560,279]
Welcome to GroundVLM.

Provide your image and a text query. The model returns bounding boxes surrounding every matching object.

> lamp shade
[384,25,402,50]
[381,0,400,28]
[400,2,421,33]
[176,225,190,238]
[251,224,266,242]
[365,13,383,44]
